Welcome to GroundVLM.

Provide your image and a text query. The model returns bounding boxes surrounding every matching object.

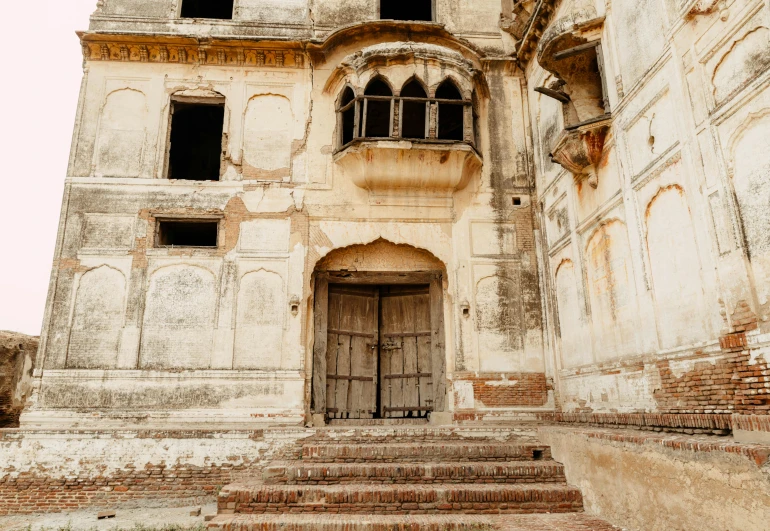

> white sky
[0,1,97,335]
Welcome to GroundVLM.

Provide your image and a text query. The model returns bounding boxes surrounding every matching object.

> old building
[4,0,769,529]
[26,0,548,429]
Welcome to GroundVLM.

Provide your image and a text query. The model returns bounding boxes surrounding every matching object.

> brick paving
[209,425,618,529]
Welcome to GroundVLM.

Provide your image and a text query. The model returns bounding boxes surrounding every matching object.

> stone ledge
[539,425,770,531]
[537,412,733,434]
[539,425,770,468]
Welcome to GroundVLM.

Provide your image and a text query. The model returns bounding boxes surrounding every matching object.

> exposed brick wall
[0,462,259,515]
[0,332,37,428]
[732,414,770,433]
[454,372,548,408]
[653,332,770,414]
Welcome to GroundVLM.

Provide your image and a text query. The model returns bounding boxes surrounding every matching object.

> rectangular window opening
[168,102,224,181]
[380,0,433,22]
[181,0,234,20]
[157,220,219,248]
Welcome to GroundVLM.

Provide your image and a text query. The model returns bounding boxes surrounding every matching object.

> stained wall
[26,0,546,428]
[529,0,770,413]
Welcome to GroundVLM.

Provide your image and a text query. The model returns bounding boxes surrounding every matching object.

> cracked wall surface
[27,0,770,428]
[529,0,770,415]
[28,0,547,428]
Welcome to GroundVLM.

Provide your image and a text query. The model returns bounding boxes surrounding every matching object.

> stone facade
[526,0,770,416]
[26,0,548,429]
[23,0,770,431]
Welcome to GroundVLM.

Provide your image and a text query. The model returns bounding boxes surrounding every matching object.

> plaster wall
[529,0,770,413]
[541,426,770,531]
[27,2,548,428]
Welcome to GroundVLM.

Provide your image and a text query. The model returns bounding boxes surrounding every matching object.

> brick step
[327,418,430,426]
[301,443,551,462]
[218,482,583,514]
[263,461,566,485]
[207,513,620,531]
[300,427,541,444]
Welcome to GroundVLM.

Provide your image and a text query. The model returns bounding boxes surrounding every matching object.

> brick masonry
[653,332,770,414]
[0,463,245,516]
[454,372,549,408]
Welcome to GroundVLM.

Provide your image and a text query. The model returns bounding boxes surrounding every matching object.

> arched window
[400,79,428,139]
[363,77,393,138]
[436,80,464,141]
[380,0,433,22]
[338,87,357,147]
[335,76,475,150]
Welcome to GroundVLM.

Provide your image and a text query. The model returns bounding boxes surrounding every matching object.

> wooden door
[379,285,433,418]
[325,284,379,419]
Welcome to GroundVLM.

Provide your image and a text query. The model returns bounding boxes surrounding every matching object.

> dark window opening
[364,78,392,138]
[181,0,234,20]
[436,80,464,141]
[340,87,357,146]
[168,103,224,181]
[380,0,433,21]
[512,197,522,206]
[536,41,611,129]
[157,221,219,248]
[533,449,544,460]
[401,79,428,139]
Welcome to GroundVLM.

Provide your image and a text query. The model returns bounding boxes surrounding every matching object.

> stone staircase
[208,425,618,530]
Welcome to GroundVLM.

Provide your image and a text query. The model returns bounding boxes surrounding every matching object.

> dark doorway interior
[168,103,224,181]
[181,0,234,20]
[380,0,433,22]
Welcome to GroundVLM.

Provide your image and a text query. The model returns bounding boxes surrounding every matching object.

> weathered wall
[528,0,770,414]
[0,333,36,428]
[541,425,770,531]
[0,429,294,515]
[28,0,549,428]
[91,0,505,46]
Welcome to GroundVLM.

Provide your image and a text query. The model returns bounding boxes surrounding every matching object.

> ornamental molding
[79,34,307,68]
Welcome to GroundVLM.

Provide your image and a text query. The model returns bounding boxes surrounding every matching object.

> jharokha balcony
[333,76,483,192]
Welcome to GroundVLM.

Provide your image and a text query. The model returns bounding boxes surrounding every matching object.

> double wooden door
[323,284,434,419]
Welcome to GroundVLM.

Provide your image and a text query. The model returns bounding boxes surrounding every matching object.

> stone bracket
[550,117,611,189]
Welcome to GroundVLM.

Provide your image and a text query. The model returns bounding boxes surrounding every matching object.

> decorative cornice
[79,34,307,68]
[516,0,561,64]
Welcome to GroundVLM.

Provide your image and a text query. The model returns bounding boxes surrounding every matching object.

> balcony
[334,139,482,192]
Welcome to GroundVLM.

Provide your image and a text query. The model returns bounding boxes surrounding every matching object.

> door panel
[326,285,379,419]
[379,285,433,418]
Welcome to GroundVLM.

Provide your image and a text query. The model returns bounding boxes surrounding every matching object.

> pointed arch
[67,265,127,369]
[337,85,358,147]
[362,76,393,138]
[644,185,707,348]
[436,79,465,141]
[234,269,286,369]
[139,264,217,369]
[400,77,429,139]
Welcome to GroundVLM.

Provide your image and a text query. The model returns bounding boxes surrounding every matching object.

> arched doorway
[311,240,447,421]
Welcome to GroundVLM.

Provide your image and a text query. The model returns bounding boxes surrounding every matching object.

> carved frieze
[81,40,307,68]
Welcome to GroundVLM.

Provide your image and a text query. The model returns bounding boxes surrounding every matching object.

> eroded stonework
[21,0,770,436]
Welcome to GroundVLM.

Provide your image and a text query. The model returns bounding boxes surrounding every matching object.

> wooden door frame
[312,270,447,415]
